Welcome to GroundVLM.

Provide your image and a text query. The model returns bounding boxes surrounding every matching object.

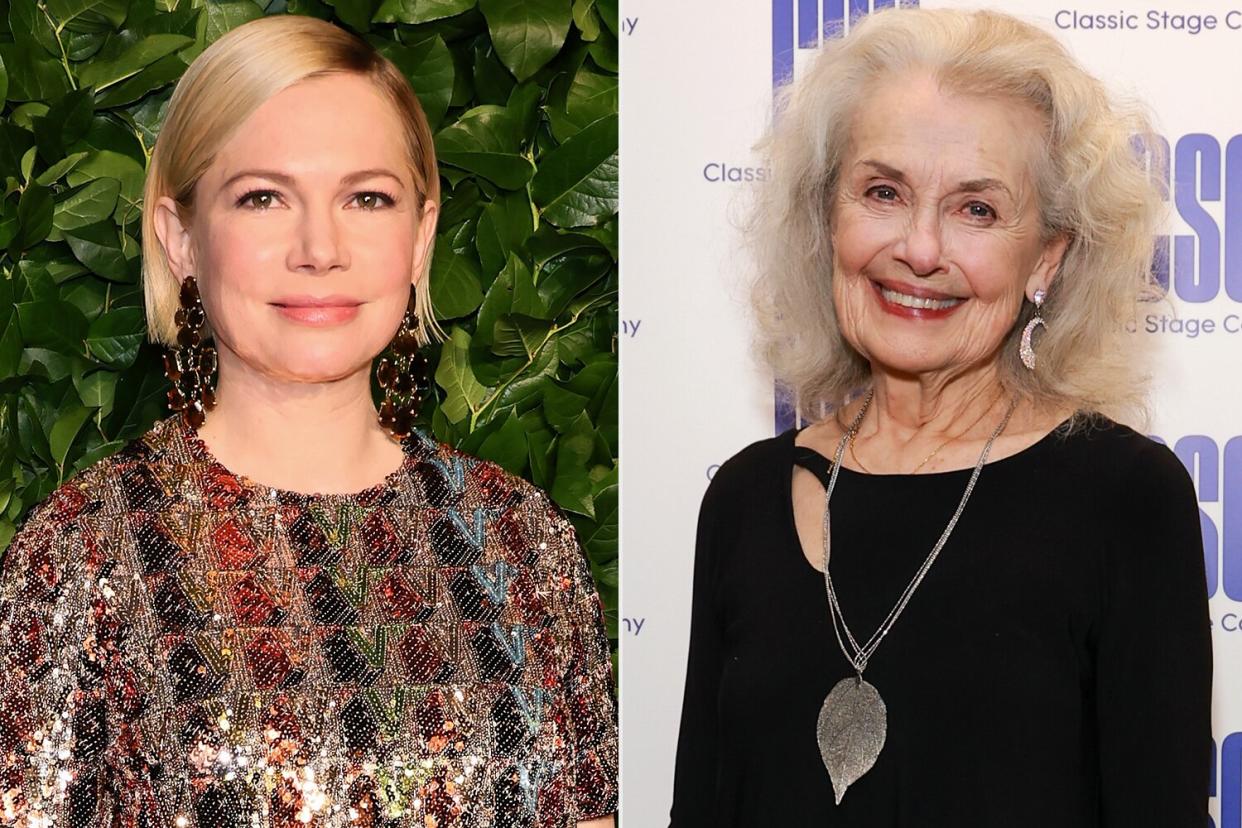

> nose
[893,206,946,278]
[289,199,349,274]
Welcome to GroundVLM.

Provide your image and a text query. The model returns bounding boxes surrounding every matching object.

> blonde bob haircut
[749,7,1165,426]
[141,14,442,347]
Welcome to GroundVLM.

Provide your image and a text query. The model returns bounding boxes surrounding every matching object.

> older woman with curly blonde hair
[670,7,1210,827]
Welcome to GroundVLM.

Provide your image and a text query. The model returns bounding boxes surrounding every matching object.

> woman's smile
[871,279,967,319]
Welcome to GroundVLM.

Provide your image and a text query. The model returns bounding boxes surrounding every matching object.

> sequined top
[0,415,618,828]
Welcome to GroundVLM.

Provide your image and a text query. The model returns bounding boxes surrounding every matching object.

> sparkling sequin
[0,415,617,826]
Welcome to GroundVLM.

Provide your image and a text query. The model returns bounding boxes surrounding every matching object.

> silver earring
[1019,288,1046,371]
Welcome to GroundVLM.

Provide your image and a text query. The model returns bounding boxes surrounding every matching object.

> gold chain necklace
[846,391,1004,474]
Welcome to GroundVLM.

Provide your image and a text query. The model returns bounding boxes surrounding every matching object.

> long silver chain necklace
[816,388,1018,804]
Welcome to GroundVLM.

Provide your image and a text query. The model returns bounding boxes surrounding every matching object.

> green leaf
[477,411,527,474]
[63,220,133,282]
[14,183,55,251]
[67,150,146,223]
[45,0,128,33]
[53,178,121,231]
[572,0,600,41]
[49,406,92,468]
[0,49,9,108]
[78,34,193,91]
[580,482,617,561]
[372,0,474,25]
[543,382,590,432]
[531,113,616,227]
[434,326,487,424]
[34,89,94,161]
[86,306,145,367]
[587,25,617,72]
[478,0,572,82]
[372,35,454,129]
[16,300,88,355]
[0,43,72,103]
[491,314,552,358]
[323,0,374,31]
[0,124,36,183]
[476,190,535,276]
[548,65,617,142]
[429,242,484,319]
[8,0,62,57]
[35,152,91,186]
[200,1,263,47]
[95,52,189,108]
[434,327,486,424]
[20,146,38,183]
[549,411,594,517]
[74,368,118,415]
[434,105,535,189]
[0,319,23,377]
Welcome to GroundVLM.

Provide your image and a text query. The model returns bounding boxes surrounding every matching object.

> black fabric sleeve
[1095,439,1212,826]
[668,465,733,827]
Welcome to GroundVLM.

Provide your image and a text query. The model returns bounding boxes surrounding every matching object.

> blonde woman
[0,16,616,828]
[670,8,1209,827]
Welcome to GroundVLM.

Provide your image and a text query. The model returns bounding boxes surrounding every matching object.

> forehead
[844,72,1046,186]
[209,73,409,184]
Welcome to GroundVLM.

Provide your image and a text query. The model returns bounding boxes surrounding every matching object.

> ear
[1025,232,1069,300]
[410,198,439,287]
[152,196,197,284]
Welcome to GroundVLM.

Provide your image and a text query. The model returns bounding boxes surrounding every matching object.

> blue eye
[966,201,997,220]
[867,185,898,201]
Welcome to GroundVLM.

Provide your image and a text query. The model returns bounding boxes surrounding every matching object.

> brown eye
[354,192,395,210]
[238,190,278,210]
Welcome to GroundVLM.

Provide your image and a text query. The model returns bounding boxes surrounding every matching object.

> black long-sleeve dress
[670,416,1211,827]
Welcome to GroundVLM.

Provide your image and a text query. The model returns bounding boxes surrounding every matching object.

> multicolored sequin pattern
[0,416,617,827]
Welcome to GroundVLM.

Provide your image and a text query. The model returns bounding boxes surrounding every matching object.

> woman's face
[157,72,436,386]
[830,72,1067,380]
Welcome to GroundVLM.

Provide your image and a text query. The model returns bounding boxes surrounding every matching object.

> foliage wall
[0,0,620,642]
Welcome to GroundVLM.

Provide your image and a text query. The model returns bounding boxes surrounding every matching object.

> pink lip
[870,279,966,320]
[270,295,362,326]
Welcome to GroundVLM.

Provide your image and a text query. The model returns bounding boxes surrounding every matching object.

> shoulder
[1055,414,1191,497]
[410,430,555,512]
[4,416,182,564]
[705,429,792,502]
[408,431,582,549]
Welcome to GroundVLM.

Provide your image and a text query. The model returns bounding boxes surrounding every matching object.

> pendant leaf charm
[817,676,887,804]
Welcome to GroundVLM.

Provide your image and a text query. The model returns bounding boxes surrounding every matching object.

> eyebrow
[221,168,405,190]
[858,160,1015,201]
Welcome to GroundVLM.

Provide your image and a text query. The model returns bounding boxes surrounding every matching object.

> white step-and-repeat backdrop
[620,0,1242,824]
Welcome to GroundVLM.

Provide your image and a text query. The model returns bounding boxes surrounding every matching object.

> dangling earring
[1019,288,1047,371]
[163,274,218,429]
[376,289,431,439]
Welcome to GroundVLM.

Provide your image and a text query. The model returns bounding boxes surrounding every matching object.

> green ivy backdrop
[0,0,620,651]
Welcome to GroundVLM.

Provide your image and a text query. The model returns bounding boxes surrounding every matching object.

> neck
[192,344,400,494]
[860,363,1006,443]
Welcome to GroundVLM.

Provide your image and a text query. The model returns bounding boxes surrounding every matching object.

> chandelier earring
[1019,288,1047,371]
[376,289,431,440]
[163,274,218,430]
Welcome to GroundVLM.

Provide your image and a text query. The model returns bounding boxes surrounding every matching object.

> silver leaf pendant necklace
[815,388,1017,804]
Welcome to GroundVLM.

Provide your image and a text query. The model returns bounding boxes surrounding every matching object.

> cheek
[832,213,892,275]
[953,242,1028,304]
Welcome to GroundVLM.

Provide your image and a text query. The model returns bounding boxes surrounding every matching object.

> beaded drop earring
[376,289,430,439]
[163,275,219,429]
